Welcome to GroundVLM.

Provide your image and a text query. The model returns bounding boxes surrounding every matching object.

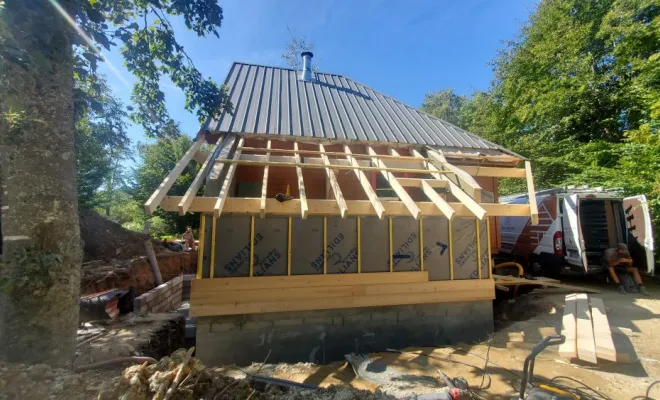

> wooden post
[389,217,394,272]
[419,217,424,272]
[449,219,454,280]
[196,215,206,279]
[357,217,362,273]
[487,218,493,279]
[476,219,482,279]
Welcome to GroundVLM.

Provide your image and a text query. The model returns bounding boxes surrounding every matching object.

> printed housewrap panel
[213,215,251,277]
[253,217,288,276]
[360,217,390,273]
[326,217,358,274]
[392,217,421,272]
[422,217,450,280]
[479,219,490,279]
[451,217,479,279]
[291,217,324,275]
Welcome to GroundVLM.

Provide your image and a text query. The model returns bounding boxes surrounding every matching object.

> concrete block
[273,318,304,327]
[371,311,398,323]
[333,317,343,326]
[171,275,184,285]
[243,321,273,330]
[197,323,211,334]
[304,316,334,325]
[183,274,195,281]
[344,314,371,325]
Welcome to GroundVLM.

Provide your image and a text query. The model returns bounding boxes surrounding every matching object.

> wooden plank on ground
[576,293,597,364]
[559,294,577,358]
[590,297,617,362]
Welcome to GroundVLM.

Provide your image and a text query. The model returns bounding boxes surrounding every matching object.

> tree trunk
[0,0,81,367]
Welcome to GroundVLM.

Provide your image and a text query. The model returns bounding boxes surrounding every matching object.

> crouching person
[604,243,649,296]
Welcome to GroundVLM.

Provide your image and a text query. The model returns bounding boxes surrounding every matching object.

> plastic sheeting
[422,217,450,280]
[326,217,359,274]
[213,215,251,277]
[451,217,480,279]
[253,217,288,276]
[360,217,390,273]
[291,217,324,275]
[392,217,422,272]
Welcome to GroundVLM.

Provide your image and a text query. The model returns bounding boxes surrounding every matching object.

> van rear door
[563,194,588,271]
[624,195,655,274]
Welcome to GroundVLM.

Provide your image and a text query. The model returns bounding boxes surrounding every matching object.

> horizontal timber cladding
[326,217,359,274]
[190,272,495,316]
[392,217,422,272]
[291,217,324,275]
[422,217,451,280]
[360,217,390,273]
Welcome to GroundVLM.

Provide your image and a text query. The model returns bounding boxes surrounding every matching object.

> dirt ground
[221,277,660,399]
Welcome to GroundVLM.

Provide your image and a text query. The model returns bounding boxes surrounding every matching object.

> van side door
[624,195,655,274]
[563,194,587,271]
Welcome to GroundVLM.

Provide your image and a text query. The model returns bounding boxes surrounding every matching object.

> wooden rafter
[214,137,244,218]
[421,180,455,220]
[239,146,427,161]
[368,146,421,219]
[427,149,483,202]
[294,142,308,219]
[344,145,385,219]
[319,144,348,218]
[145,134,206,215]
[411,149,486,220]
[525,161,539,225]
[178,140,222,216]
[259,140,271,218]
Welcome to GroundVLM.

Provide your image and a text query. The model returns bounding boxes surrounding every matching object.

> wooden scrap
[576,293,597,364]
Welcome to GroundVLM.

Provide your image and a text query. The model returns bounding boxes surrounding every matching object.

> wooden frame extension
[145,132,538,223]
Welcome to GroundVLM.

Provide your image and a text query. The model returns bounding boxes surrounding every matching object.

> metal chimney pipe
[300,51,314,82]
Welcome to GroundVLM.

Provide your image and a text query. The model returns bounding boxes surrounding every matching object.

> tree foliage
[423,0,660,261]
[281,27,315,71]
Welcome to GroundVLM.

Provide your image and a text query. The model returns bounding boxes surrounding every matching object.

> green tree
[0,0,231,366]
[281,27,315,70]
[420,89,468,127]
[134,134,200,236]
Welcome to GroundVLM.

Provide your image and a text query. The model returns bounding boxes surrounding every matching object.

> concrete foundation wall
[134,275,183,313]
[196,300,493,366]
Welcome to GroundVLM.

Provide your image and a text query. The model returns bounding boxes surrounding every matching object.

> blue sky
[100,0,537,146]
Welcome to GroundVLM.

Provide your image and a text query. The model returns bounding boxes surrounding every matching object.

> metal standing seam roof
[203,62,512,152]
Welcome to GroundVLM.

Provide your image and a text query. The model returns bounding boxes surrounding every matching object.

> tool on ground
[437,369,469,399]
[519,335,577,400]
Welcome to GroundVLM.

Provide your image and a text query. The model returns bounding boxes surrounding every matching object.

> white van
[498,187,655,276]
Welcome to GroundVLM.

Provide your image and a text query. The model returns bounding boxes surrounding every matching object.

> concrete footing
[196,300,493,366]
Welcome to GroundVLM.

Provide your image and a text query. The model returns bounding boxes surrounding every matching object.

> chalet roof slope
[204,62,508,152]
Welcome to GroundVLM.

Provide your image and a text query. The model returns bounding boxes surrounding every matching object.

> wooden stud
[419,218,424,272]
[487,218,493,279]
[576,293,597,364]
[249,216,255,277]
[389,217,394,272]
[319,144,348,218]
[559,294,578,358]
[260,140,271,218]
[449,219,454,280]
[367,146,421,219]
[323,216,327,274]
[357,217,362,273]
[214,137,244,217]
[294,142,309,219]
[476,219,482,279]
[421,180,455,220]
[344,145,386,219]
[210,216,217,278]
[287,217,292,276]
[178,139,222,216]
[525,161,539,225]
[196,214,206,279]
[145,134,205,215]
[427,149,483,202]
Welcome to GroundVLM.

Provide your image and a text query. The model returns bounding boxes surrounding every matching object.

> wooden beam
[411,149,486,220]
[576,293,597,364]
[193,150,209,164]
[344,145,385,219]
[421,180,455,220]
[590,297,617,362]
[145,134,205,215]
[459,166,527,178]
[427,149,483,202]
[178,140,223,216]
[259,140,271,218]
[213,137,244,217]
[368,146,421,219]
[239,146,427,161]
[320,144,348,218]
[525,161,539,225]
[559,294,577,358]
[397,178,448,188]
[294,142,308,219]
[216,157,450,175]
[161,197,531,218]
